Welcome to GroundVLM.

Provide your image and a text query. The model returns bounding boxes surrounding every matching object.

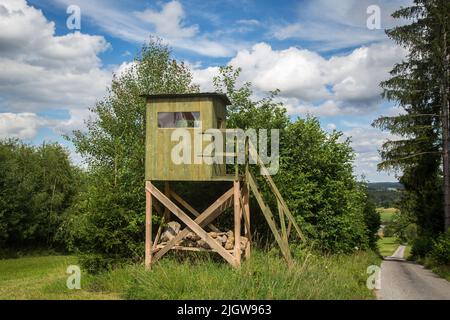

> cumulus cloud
[0,0,113,138]
[229,43,329,101]
[342,125,398,181]
[192,42,406,116]
[191,65,220,92]
[0,112,54,139]
[135,1,198,38]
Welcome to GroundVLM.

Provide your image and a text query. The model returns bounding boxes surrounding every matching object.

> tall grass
[87,249,380,300]
[0,249,381,299]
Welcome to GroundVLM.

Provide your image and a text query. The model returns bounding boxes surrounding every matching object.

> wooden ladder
[244,140,306,266]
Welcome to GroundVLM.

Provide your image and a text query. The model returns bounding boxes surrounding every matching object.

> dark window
[157,112,200,128]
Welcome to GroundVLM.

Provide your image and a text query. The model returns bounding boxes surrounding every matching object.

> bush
[430,231,450,265]
[0,139,82,249]
[383,224,396,237]
[411,236,434,258]
[78,253,127,275]
[404,223,418,243]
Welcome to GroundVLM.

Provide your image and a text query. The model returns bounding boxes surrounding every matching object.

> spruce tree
[373,0,450,233]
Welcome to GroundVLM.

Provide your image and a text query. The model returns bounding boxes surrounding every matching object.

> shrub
[411,236,434,258]
[0,139,82,249]
[404,223,418,243]
[430,231,450,265]
[383,224,396,238]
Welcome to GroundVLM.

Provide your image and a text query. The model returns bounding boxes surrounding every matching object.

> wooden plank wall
[145,97,227,181]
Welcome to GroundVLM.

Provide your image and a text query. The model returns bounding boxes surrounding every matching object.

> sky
[0,0,414,182]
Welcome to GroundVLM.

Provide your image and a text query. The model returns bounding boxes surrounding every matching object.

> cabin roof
[140,92,231,106]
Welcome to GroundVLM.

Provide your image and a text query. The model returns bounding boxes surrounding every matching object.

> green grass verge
[0,250,381,300]
[431,265,450,282]
[403,245,412,260]
[0,255,119,300]
[418,256,450,282]
[377,237,399,257]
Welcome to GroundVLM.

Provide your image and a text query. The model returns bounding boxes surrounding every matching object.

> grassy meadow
[377,207,399,224]
[0,250,381,300]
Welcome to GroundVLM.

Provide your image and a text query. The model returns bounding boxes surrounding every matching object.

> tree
[373,0,450,236]
[361,185,381,249]
[0,139,80,249]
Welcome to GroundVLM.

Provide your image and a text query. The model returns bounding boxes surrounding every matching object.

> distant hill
[367,182,404,191]
[367,182,403,208]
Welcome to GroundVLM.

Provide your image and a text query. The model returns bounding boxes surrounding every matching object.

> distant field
[377,207,399,224]
[0,251,381,300]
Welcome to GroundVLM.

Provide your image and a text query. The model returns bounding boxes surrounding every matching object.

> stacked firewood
[159,221,248,250]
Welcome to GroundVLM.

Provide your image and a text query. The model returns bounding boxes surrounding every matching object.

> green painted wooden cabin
[143,93,231,181]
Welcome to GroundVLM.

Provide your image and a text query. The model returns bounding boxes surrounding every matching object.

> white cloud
[191,65,220,92]
[135,1,198,38]
[0,0,113,139]
[0,112,53,139]
[191,42,406,116]
[236,19,260,26]
[52,0,241,57]
[342,125,399,181]
[229,43,329,101]
[270,0,413,51]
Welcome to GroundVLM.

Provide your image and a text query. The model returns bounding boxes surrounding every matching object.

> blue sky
[0,0,413,181]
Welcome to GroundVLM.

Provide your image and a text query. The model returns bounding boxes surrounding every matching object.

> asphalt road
[377,245,450,300]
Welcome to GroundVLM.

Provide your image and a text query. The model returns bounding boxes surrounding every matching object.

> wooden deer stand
[142,93,304,269]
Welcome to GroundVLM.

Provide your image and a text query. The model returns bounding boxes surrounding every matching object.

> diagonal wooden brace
[152,191,232,263]
[146,182,237,267]
[170,190,221,232]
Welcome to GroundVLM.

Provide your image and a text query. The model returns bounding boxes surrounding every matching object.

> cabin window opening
[157,112,200,128]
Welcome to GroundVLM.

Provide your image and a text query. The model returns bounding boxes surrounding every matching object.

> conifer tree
[373,0,450,233]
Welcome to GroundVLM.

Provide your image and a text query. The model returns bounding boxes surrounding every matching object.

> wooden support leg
[234,180,241,266]
[145,181,153,270]
[243,183,251,259]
